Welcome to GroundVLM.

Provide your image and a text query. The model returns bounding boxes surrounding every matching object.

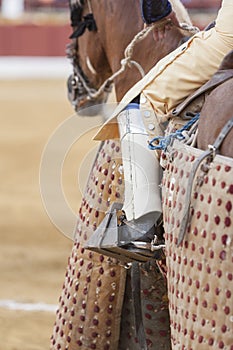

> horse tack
[67,0,199,113]
[67,0,142,111]
[66,3,150,111]
[162,140,233,349]
[119,262,171,350]
[170,69,233,120]
[51,246,127,349]
[67,0,111,111]
[50,140,128,350]
[50,140,171,350]
[219,49,233,70]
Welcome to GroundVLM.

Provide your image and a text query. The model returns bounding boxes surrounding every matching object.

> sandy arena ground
[0,78,104,350]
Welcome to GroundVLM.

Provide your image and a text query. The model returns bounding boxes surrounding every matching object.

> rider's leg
[117,103,162,235]
[95,0,233,143]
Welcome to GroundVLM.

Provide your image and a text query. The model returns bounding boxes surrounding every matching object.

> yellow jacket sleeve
[95,0,233,141]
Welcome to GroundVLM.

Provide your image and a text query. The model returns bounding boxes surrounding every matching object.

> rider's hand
[152,11,180,41]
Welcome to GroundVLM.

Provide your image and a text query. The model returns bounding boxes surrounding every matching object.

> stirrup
[84,203,165,263]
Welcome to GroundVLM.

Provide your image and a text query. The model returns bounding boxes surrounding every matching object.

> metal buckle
[67,74,79,104]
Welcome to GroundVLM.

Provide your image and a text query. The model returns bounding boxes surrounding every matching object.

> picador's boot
[85,105,164,262]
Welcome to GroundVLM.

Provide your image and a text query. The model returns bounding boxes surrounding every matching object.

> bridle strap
[70,13,97,39]
[68,0,200,104]
[131,263,148,350]
[86,0,93,13]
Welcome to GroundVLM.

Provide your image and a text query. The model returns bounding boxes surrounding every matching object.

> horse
[197,50,233,158]
[161,49,233,350]
[50,1,194,350]
[67,0,192,112]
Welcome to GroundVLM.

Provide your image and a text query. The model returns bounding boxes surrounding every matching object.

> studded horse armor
[162,140,233,349]
[50,140,171,349]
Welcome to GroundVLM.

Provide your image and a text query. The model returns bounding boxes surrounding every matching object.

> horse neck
[95,1,185,101]
[91,0,186,102]
[110,28,185,101]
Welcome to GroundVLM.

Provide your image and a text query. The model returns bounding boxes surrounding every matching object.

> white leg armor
[117,106,162,224]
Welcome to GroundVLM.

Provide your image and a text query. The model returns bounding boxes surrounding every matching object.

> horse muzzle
[67,73,87,109]
[67,73,109,116]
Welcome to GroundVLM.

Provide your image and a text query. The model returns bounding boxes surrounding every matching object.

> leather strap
[177,116,233,246]
[171,70,233,117]
[131,262,148,350]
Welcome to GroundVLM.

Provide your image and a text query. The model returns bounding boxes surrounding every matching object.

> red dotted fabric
[50,140,171,350]
[162,140,233,350]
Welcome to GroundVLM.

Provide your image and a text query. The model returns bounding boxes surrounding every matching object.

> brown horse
[51,1,193,350]
[198,50,233,158]
[67,0,192,112]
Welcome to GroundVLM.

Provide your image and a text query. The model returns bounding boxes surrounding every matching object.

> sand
[0,78,103,349]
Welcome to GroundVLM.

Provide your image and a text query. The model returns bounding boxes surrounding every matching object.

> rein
[67,0,200,110]
[148,113,200,151]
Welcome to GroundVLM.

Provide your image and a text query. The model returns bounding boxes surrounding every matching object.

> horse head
[67,0,194,116]
[67,0,112,115]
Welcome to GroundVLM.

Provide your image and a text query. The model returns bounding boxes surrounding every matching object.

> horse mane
[69,0,85,26]
[170,0,193,25]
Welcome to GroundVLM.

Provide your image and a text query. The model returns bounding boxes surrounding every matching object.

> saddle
[170,49,233,121]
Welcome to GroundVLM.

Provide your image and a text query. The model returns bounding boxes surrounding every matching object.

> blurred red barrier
[0,23,70,56]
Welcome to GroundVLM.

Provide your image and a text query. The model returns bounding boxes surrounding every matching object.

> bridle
[67,0,112,111]
[67,0,199,112]
[67,0,149,112]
